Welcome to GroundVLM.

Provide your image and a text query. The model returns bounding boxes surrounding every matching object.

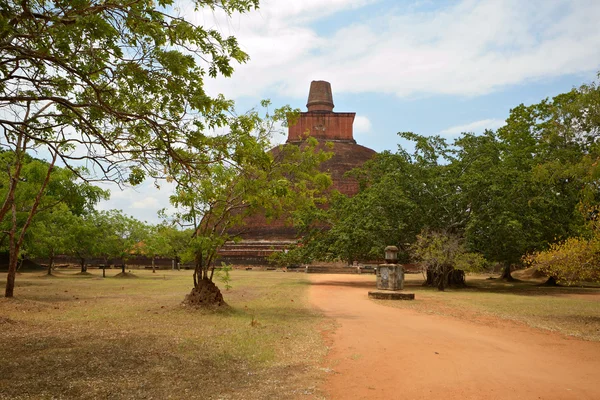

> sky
[98,0,600,223]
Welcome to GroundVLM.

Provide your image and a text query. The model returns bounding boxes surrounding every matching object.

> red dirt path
[309,274,600,400]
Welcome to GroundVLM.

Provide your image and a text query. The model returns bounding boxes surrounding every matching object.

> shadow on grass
[301,274,600,298]
[0,332,254,400]
[401,278,600,298]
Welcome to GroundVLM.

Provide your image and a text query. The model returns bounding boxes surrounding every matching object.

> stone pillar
[376,264,404,291]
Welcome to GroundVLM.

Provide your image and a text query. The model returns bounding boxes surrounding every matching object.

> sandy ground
[309,274,600,400]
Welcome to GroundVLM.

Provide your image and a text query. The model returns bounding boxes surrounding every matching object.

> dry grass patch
[0,269,327,399]
[375,273,600,341]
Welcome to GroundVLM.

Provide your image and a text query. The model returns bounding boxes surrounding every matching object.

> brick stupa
[218,81,376,265]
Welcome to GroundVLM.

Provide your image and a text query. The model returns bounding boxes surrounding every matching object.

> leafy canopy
[0,0,259,183]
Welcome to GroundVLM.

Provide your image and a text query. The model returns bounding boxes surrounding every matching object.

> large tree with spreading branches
[169,103,332,307]
[0,0,259,296]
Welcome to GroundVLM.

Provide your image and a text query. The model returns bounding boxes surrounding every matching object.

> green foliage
[0,0,259,184]
[526,207,600,285]
[0,151,107,222]
[456,77,600,270]
[291,135,462,264]
[142,224,172,259]
[412,231,486,274]
[215,262,233,290]
[293,73,600,281]
[96,210,146,263]
[0,151,107,284]
[0,0,257,294]
[67,213,99,269]
[168,103,331,287]
[526,235,600,285]
[26,205,75,270]
[140,223,191,270]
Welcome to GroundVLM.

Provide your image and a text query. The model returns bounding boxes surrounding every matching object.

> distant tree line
[0,154,193,276]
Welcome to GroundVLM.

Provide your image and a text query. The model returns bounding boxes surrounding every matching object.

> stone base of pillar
[376,264,404,290]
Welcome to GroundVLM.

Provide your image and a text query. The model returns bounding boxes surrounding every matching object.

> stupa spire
[306,80,334,112]
[287,80,356,143]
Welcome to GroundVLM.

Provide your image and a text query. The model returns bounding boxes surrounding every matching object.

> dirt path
[309,274,600,400]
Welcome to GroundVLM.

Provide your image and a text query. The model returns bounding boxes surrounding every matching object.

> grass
[3,267,599,399]
[375,273,600,341]
[0,269,328,400]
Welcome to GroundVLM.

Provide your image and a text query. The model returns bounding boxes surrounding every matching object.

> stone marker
[368,245,415,300]
[376,264,404,290]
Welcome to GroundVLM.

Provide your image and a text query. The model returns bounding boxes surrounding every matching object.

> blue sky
[99,0,600,222]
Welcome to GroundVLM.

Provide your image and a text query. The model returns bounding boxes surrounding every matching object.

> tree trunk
[121,264,125,274]
[500,263,515,281]
[47,256,54,276]
[423,267,466,290]
[5,204,18,298]
[437,270,447,291]
[4,152,55,297]
[172,258,175,271]
[193,253,202,287]
[5,249,18,298]
[80,258,87,273]
[102,257,108,278]
[152,256,156,273]
[0,133,26,225]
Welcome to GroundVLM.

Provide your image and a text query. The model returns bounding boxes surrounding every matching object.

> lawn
[0,269,327,400]
[3,268,599,400]
[378,273,600,341]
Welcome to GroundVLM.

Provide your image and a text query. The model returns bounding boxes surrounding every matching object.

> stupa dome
[218,81,376,264]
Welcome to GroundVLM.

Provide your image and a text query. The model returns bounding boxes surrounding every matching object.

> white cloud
[96,180,177,223]
[92,0,600,221]
[184,0,600,101]
[354,115,372,134]
[131,197,160,210]
[440,118,506,136]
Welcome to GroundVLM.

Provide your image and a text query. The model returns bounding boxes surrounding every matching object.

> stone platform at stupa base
[368,290,415,300]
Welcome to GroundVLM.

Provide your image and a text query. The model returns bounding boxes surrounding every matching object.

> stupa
[218,81,376,265]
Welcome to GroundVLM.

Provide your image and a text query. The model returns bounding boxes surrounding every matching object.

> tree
[454,131,532,280]
[292,74,600,282]
[525,203,600,286]
[142,223,172,273]
[93,210,145,275]
[0,152,106,294]
[0,0,259,296]
[525,236,600,285]
[457,76,600,280]
[169,104,331,306]
[291,133,463,265]
[27,205,74,275]
[162,226,192,270]
[0,0,259,187]
[68,213,100,274]
[412,230,486,291]
[92,211,119,275]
